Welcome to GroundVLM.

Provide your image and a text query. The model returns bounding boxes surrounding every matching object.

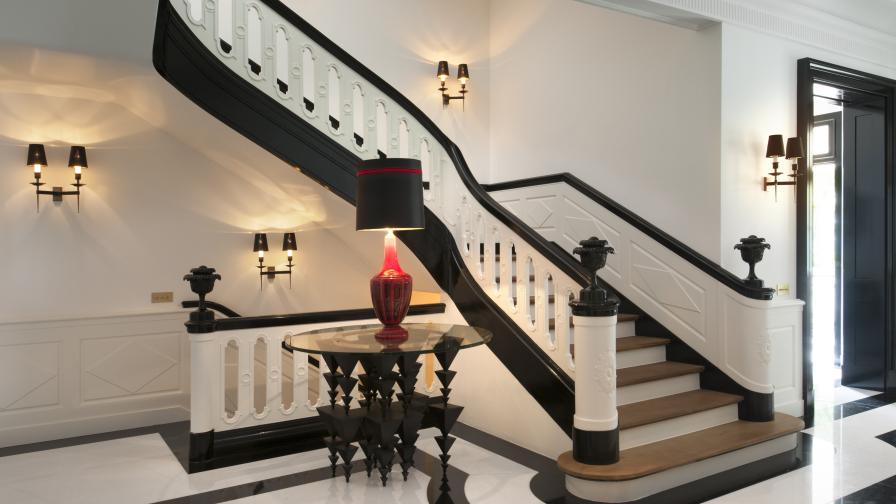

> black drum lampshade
[356,158,425,232]
[785,137,804,160]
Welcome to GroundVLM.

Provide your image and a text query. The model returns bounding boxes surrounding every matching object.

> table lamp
[356,158,425,330]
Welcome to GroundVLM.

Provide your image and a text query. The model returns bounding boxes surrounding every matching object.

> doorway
[797,59,896,426]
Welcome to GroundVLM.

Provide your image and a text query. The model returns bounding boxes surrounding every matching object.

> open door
[841,98,887,389]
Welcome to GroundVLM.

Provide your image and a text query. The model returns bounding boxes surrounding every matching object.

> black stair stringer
[153,0,575,433]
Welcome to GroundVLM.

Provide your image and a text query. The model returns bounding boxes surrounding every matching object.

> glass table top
[284,323,492,355]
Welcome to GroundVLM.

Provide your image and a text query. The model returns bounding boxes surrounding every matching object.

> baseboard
[0,405,190,448]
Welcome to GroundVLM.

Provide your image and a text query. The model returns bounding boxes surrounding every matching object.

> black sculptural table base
[316,344,462,490]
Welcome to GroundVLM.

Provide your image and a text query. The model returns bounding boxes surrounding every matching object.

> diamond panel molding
[83,333,181,401]
[0,342,59,411]
[0,312,189,448]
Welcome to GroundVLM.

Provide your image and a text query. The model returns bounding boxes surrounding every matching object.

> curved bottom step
[558,414,803,503]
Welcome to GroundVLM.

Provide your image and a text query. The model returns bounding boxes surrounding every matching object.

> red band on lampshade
[357,168,423,176]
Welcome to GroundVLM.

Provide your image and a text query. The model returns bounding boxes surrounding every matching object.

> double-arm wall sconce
[437,60,470,109]
[27,144,88,212]
[253,232,298,288]
[763,134,804,200]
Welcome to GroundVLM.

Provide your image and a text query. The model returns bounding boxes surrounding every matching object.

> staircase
[153,0,804,500]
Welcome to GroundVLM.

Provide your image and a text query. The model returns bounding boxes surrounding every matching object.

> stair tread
[615,336,669,352]
[618,389,742,429]
[616,362,704,387]
[558,414,804,481]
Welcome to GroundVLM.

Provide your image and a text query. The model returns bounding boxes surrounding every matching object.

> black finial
[183,265,221,333]
[734,236,770,288]
[570,237,619,317]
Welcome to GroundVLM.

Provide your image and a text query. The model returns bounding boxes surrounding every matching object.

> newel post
[183,265,221,465]
[570,237,620,465]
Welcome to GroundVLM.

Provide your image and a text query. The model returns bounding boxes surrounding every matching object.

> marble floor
[0,386,894,504]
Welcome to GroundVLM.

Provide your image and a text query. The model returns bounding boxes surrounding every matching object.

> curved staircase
[153,0,803,501]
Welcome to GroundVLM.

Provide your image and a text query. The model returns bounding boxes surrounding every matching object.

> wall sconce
[253,232,298,288]
[763,135,804,200]
[27,144,87,213]
[437,60,470,109]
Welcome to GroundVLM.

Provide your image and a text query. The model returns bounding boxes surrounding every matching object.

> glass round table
[284,323,492,490]
[284,322,492,356]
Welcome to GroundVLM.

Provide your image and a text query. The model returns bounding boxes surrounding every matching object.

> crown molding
[579,0,896,71]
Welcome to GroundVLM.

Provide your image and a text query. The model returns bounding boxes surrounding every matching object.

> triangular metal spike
[337,375,359,395]
[434,435,456,453]
[322,354,338,373]
[430,404,463,433]
[337,443,359,464]
[323,372,340,390]
[434,339,462,369]
[333,354,359,375]
[434,369,457,387]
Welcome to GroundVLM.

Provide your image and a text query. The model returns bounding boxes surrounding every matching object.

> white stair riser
[566,434,797,503]
[616,321,636,338]
[616,346,666,369]
[617,374,700,406]
[620,404,739,450]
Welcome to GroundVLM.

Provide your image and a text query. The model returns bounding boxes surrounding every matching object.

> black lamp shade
[356,158,425,231]
[457,63,470,82]
[282,232,298,251]
[68,146,88,168]
[253,233,269,252]
[785,137,804,160]
[436,60,449,80]
[765,135,785,159]
[26,144,47,166]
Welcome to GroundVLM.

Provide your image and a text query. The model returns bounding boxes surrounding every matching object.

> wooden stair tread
[618,390,742,429]
[557,414,803,481]
[616,336,669,352]
[616,362,704,387]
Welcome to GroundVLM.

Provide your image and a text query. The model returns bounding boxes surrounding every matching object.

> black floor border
[831,391,896,420]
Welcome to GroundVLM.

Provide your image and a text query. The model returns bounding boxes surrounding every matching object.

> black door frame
[797,58,896,426]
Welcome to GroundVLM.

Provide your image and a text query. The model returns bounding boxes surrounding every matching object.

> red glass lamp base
[370,230,413,326]
[370,272,412,326]
[374,325,410,345]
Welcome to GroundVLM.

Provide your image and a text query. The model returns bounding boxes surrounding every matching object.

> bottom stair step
[557,414,804,503]
[558,414,803,482]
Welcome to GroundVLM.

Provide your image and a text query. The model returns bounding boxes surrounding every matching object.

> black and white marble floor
[0,386,894,504]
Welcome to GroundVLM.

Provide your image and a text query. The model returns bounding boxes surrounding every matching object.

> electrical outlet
[776,283,790,295]
[151,291,174,304]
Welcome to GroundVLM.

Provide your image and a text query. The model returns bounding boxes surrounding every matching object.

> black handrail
[483,174,775,300]
[181,300,242,318]
[181,300,446,331]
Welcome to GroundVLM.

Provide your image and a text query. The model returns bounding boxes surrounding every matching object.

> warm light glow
[33,163,41,174]
[258,250,265,259]
[379,229,406,278]
[287,249,293,258]
[459,76,469,85]
[73,165,82,175]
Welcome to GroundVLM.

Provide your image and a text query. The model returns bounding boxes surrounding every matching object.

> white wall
[719,24,896,296]
[289,0,492,181]
[488,0,722,261]
[0,43,439,321]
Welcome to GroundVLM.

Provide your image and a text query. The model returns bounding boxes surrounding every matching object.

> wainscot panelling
[0,311,190,447]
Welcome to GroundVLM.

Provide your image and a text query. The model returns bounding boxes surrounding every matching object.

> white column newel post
[568,238,620,465]
[190,331,217,437]
[183,265,222,468]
